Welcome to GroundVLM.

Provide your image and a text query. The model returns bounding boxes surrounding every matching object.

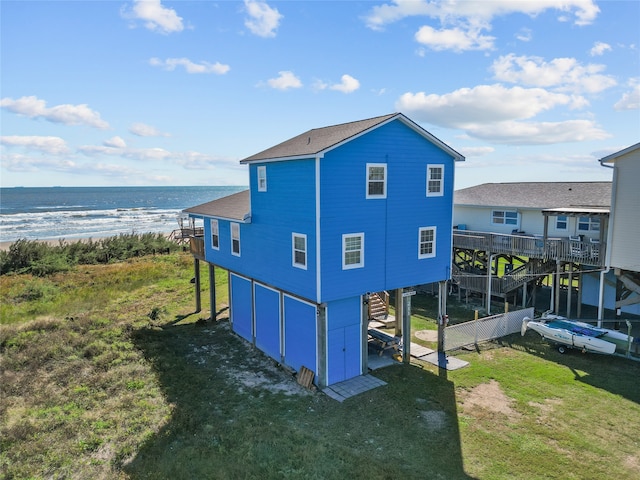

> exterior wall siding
[319,121,455,302]
[609,152,640,272]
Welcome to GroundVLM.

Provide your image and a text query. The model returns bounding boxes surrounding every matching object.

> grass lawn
[1,253,639,479]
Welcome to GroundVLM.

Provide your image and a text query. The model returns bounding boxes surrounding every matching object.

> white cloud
[515,28,532,42]
[329,75,360,93]
[364,1,598,53]
[415,25,495,52]
[396,84,609,144]
[1,153,77,173]
[0,135,70,155]
[129,123,170,137]
[491,54,616,93]
[103,136,127,148]
[266,71,302,90]
[590,41,612,56]
[79,144,172,161]
[149,57,230,74]
[396,84,580,126]
[614,84,640,111]
[0,95,109,129]
[124,0,184,34]
[364,0,599,30]
[244,0,282,38]
[458,146,495,157]
[464,119,610,145]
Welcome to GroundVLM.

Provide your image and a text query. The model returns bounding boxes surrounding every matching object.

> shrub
[1,234,181,276]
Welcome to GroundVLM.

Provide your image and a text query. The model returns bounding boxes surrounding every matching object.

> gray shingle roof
[240,113,398,163]
[454,182,612,209]
[240,113,464,163]
[183,190,250,221]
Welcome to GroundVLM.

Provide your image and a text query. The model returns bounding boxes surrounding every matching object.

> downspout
[597,160,616,326]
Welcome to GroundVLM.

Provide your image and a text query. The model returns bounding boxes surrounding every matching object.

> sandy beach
[1,237,115,252]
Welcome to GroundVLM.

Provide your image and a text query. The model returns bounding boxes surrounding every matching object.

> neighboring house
[451,182,612,316]
[586,143,640,318]
[184,113,464,387]
[453,182,611,241]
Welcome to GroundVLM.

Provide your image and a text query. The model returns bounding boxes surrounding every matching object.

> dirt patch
[415,330,438,342]
[459,380,520,421]
[188,325,311,397]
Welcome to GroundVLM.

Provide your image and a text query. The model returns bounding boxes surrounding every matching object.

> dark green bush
[0,233,180,276]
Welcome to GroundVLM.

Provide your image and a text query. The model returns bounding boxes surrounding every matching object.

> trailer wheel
[558,345,566,354]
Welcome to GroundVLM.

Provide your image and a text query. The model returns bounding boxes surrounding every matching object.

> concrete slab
[322,374,387,402]
[418,352,469,371]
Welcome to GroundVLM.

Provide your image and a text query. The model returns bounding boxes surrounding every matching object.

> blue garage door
[254,283,281,360]
[283,296,317,374]
[328,324,361,385]
[230,274,252,342]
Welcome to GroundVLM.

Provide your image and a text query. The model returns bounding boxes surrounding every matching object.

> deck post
[394,288,403,336]
[522,281,528,308]
[208,264,216,320]
[567,267,573,318]
[402,292,411,363]
[554,261,562,313]
[194,258,201,313]
[437,280,447,353]
[577,272,583,318]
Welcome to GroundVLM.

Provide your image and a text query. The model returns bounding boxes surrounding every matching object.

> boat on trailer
[521,313,633,355]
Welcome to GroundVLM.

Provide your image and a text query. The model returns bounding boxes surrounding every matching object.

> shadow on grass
[499,333,640,404]
[125,319,476,479]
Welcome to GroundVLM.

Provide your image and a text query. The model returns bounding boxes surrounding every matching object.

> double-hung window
[492,210,518,226]
[426,165,444,196]
[555,215,568,231]
[366,163,386,198]
[342,233,364,269]
[257,166,267,192]
[418,227,436,259]
[292,233,307,269]
[231,222,240,256]
[210,219,219,250]
[578,216,600,232]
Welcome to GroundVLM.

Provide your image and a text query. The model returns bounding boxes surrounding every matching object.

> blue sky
[1,0,638,188]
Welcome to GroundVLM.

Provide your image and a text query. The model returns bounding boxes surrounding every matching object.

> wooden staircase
[368,291,390,320]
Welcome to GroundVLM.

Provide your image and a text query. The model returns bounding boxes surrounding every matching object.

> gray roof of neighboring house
[183,190,250,221]
[454,182,612,210]
[240,112,464,163]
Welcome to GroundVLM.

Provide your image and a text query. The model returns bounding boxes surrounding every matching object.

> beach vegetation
[1,253,639,479]
[0,233,181,276]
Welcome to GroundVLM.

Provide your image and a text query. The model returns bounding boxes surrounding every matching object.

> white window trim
[257,166,267,192]
[292,233,307,270]
[555,215,568,231]
[426,164,444,197]
[418,226,437,259]
[231,222,240,256]
[578,216,600,232]
[366,163,387,199]
[491,210,519,226]
[210,219,219,250]
[342,233,364,270]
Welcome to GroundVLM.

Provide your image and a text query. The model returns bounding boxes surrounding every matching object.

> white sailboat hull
[522,317,617,355]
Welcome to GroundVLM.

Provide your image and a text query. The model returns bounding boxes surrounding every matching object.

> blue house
[185,113,464,387]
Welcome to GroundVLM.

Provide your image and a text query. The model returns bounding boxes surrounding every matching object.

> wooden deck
[453,230,605,267]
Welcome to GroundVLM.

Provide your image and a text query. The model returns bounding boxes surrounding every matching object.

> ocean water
[0,186,247,243]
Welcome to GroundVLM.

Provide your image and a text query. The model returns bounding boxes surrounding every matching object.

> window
[578,216,600,232]
[292,233,307,269]
[492,210,518,226]
[555,215,568,230]
[231,222,240,256]
[257,166,267,192]
[366,163,386,198]
[426,165,444,196]
[210,219,219,250]
[418,227,437,259]
[342,233,364,269]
